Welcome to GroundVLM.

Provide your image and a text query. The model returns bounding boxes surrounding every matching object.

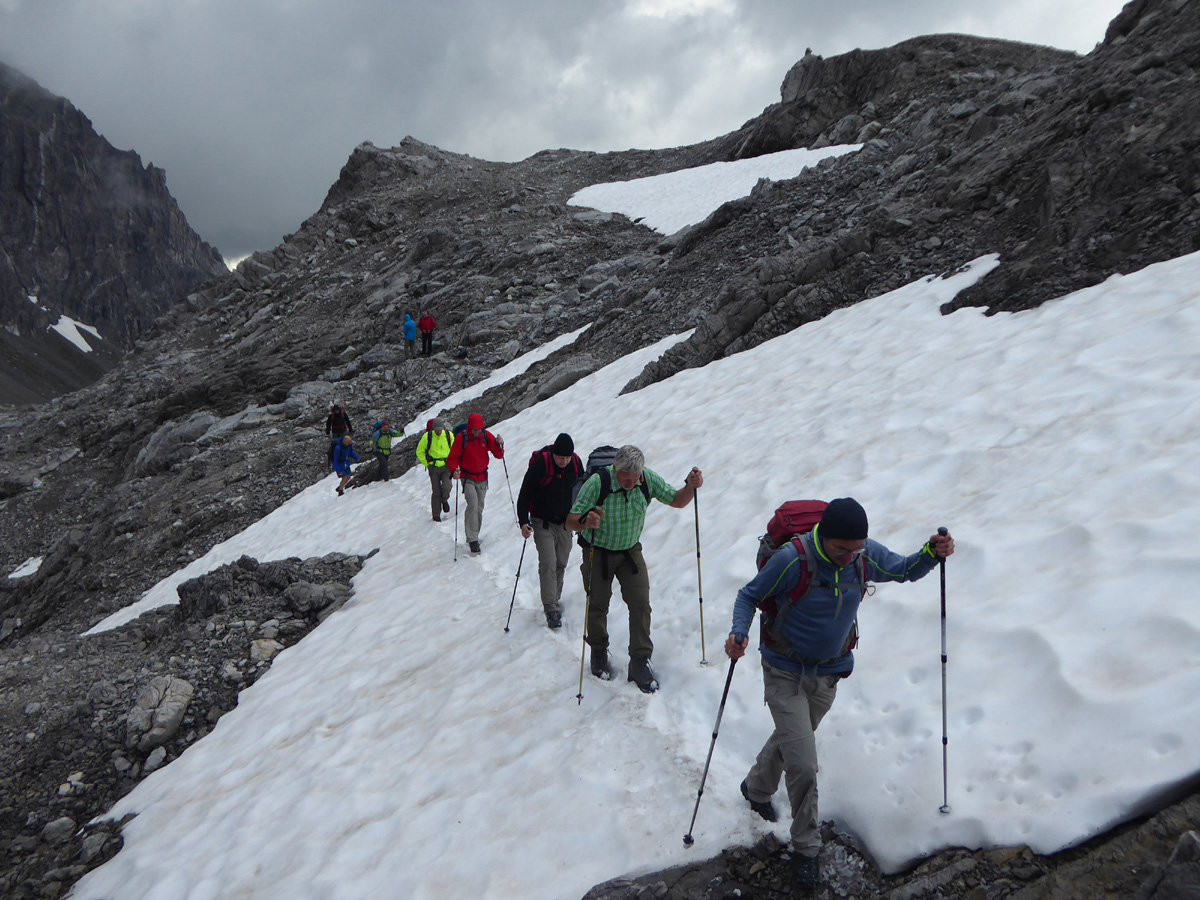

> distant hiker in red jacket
[418,311,436,357]
[447,413,504,554]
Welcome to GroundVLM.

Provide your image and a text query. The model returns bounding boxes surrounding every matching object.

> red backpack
[756,500,869,665]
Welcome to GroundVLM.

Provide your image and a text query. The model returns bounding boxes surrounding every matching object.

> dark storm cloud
[0,0,1124,261]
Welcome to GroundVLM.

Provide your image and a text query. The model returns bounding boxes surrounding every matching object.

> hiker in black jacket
[324,403,353,463]
[517,433,582,629]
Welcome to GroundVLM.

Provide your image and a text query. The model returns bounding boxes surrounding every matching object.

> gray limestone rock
[41,817,76,846]
[1132,830,1200,900]
[125,675,194,752]
[283,581,350,615]
[133,413,220,477]
[142,746,168,774]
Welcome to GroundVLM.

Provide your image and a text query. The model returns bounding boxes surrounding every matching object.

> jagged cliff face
[0,62,227,405]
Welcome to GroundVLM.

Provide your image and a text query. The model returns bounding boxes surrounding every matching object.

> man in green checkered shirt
[567,445,703,693]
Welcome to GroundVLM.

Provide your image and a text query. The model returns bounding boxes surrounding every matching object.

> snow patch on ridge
[568,144,862,234]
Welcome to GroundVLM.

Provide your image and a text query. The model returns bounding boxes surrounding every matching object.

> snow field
[567,144,862,234]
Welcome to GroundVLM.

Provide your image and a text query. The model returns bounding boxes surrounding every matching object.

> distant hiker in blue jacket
[725,498,954,891]
[332,435,359,496]
[403,313,417,359]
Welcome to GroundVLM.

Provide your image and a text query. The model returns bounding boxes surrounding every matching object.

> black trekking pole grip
[683,655,738,846]
[936,525,950,814]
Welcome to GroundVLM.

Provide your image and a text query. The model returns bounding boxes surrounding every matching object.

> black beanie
[552,433,574,455]
[820,498,868,539]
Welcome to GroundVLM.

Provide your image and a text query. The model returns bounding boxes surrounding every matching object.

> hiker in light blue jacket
[725,498,954,890]
[403,313,417,358]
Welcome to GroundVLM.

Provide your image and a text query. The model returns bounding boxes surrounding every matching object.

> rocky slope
[0,61,227,405]
[1,0,1199,895]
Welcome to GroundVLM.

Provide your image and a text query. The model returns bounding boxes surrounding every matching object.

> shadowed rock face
[0,61,227,404]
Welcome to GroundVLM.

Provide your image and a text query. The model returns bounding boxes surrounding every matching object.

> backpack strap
[597,467,613,508]
[537,448,554,487]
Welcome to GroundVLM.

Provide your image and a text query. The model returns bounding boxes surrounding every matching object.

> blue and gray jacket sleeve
[861,539,940,584]
[729,537,939,641]
[730,542,804,641]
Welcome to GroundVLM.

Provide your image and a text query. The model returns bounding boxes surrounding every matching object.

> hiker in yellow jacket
[417,418,453,521]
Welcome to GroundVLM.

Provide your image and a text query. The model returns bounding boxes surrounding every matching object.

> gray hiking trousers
[428,465,451,518]
[462,479,488,542]
[743,660,839,855]
[580,543,652,659]
[532,520,572,615]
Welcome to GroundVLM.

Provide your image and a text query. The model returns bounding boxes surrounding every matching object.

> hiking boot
[790,852,820,890]
[546,611,562,629]
[590,648,612,680]
[469,541,481,554]
[740,780,778,822]
[442,499,451,513]
[336,487,344,497]
[627,655,659,693]
[432,514,442,522]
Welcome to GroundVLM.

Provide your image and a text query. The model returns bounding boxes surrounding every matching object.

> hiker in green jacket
[371,420,399,482]
[417,418,454,522]
[567,445,702,693]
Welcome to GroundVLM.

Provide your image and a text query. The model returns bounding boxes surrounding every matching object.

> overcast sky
[0,0,1128,264]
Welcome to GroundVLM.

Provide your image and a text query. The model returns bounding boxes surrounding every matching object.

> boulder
[133,413,219,476]
[41,817,76,846]
[284,581,351,615]
[250,638,284,662]
[125,675,194,752]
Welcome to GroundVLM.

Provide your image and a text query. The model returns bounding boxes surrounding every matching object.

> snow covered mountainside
[73,243,1200,897]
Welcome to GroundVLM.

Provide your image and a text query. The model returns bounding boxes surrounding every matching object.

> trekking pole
[937,525,950,815]
[504,537,528,633]
[453,480,460,562]
[501,456,519,525]
[693,486,707,666]
[683,656,738,846]
[576,540,597,705]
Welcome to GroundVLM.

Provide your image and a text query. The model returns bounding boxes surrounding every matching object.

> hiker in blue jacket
[403,313,417,359]
[332,435,359,496]
[725,498,953,891]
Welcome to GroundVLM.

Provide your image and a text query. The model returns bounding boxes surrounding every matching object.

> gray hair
[613,445,644,476]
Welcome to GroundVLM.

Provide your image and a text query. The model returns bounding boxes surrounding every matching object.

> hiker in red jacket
[417,311,436,357]
[447,413,504,554]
